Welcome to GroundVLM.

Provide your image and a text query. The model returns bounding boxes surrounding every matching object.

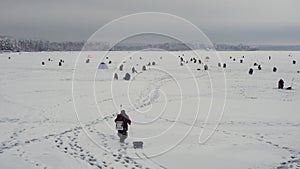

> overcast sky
[1,0,299,45]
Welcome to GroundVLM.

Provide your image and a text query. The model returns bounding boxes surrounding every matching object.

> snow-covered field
[0,50,300,169]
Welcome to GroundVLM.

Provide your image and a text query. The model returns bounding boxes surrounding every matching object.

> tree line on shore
[0,35,256,52]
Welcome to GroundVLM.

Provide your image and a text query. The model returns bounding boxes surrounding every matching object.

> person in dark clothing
[278,79,284,89]
[249,68,254,75]
[114,110,131,143]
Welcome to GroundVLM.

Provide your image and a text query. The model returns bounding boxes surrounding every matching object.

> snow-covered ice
[0,51,300,169]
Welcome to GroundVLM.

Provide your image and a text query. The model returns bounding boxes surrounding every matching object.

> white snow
[0,51,300,169]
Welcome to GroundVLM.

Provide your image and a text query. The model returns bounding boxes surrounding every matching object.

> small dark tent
[123,73,131,81]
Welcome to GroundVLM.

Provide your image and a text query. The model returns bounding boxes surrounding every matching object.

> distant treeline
[5,35,297,52]
[0,37,86,52]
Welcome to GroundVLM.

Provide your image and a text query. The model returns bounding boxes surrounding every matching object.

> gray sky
[1,0,300,45]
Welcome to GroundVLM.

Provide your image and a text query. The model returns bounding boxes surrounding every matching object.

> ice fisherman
[114,110,131,143]
[278,79,284,89]
[132,67,138,73]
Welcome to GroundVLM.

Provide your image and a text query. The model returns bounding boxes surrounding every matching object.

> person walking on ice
[114,110,131,143]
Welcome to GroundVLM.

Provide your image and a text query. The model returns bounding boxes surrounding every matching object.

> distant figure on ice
[142,65,147,71]
[115,110,131,143]
[258,65,262,70]
[113,73,118,80]
[119,64,123,71]
[249,68,254,75]
[278,79,284,89]
[132,67,138,73]
[180,57,184,62]
[204,64,208,70]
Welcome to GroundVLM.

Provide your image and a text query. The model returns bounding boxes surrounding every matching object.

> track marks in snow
[214,122,300,169]
[51,125,154,169]
[0,128,27,153]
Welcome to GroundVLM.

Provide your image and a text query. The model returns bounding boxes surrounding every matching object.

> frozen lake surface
[0,51,299,169]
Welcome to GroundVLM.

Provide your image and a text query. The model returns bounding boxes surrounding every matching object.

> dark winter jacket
[114,113,131,132]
